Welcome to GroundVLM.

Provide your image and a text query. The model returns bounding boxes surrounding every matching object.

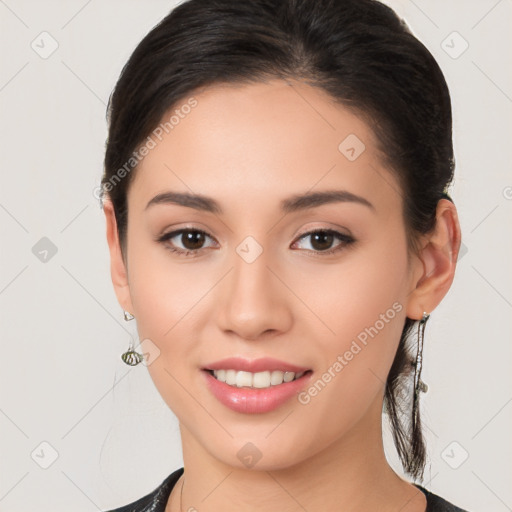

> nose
[216,248,293,341]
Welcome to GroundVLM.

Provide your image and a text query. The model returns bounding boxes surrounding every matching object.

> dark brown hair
[102,0,455,481]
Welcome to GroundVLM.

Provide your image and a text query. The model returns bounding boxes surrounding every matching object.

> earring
[412,311,429,430]
[414,312,429,395]
[121,310,143,366]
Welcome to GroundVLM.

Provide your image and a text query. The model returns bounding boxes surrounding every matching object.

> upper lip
[202,357,311,373]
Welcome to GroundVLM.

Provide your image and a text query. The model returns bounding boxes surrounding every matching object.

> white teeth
[215,369,226,382]
[270,370,284,385]
[253,371,271,388]
[235,371,253,388]
[225,369,237,385]
[211,369,306,388]
[283,371,295,383]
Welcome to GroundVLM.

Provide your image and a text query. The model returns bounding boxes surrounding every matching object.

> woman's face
[109,79,426,470]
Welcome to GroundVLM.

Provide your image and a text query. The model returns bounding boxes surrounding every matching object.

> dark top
[104,467,469,512]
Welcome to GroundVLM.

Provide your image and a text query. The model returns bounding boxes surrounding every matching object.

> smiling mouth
[205,369,313,389]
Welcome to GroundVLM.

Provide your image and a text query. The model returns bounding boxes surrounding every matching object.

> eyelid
[293,223,353,240]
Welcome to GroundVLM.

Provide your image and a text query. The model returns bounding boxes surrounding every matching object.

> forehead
[129,79,400,216]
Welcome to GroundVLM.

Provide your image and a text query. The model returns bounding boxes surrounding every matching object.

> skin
[103,79,461,512]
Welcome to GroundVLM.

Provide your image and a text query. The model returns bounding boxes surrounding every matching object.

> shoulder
[415,485,471,512]
[103,467,184,512]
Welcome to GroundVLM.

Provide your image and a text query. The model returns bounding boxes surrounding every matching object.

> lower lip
[202,370,313,414]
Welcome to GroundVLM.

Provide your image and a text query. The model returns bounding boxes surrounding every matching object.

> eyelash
[156,228,355,258]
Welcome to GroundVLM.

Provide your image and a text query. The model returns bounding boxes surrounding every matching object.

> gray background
[0,0,511,510]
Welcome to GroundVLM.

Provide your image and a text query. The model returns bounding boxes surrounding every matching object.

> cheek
[294,228,408,346]
[126,231,205,338]
[287,243,408,445]
[125,248,211,415]
[125,237,219,396]
[295,230,409,396]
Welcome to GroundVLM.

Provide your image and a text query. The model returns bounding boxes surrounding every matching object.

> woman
[101,0,468,510]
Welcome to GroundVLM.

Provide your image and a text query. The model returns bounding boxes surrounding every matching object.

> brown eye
[293,229,355,255]
[180,230,206,250]
[309,231,335,251]
[157,228,216,256]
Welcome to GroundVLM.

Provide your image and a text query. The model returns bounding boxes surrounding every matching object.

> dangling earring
[121,310,143,366]
[414,312,429,395]
[412,311,429,430]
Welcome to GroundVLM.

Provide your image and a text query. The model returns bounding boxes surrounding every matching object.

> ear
[406,199,462,321]
[103,199,134,315]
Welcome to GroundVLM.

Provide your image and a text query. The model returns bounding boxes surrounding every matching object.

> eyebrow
[145,189,375,214]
